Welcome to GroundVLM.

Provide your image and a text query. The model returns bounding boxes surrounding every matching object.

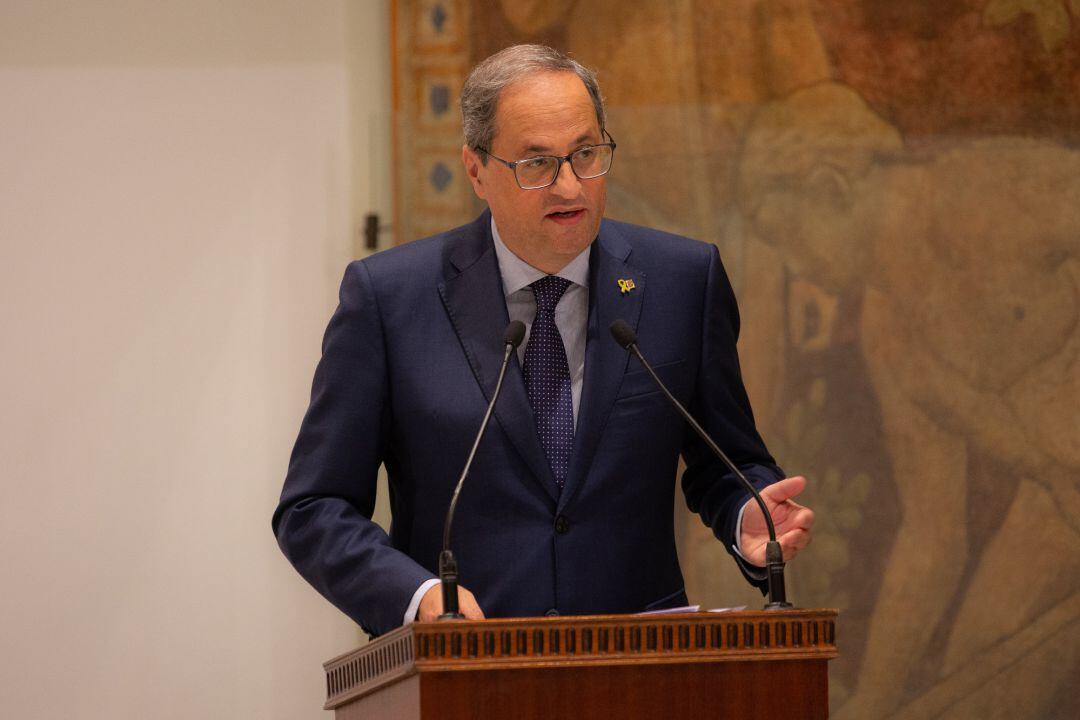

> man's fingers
[782,504,815,532]
[416,583,443,622]
[741,476,815,565]
[761,475,807,505]
[459,587,486,620]
[778,527,812,560]
[416,583,485,622]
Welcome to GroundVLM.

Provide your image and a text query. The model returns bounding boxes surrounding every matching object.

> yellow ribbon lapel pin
[617,278,636,295]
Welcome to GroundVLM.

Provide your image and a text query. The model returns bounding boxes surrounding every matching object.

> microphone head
[609,319,637,349]
[504,320,526,348]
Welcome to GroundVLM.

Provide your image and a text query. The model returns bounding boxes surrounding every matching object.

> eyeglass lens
[516,145,613,188]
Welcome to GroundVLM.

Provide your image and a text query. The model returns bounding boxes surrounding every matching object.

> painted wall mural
[393,2,1080,717]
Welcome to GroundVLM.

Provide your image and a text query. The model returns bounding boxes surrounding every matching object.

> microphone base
[763,600,794,611]
[437,611,465,620]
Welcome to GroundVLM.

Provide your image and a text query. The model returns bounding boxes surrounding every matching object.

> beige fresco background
[394,1,1080,717]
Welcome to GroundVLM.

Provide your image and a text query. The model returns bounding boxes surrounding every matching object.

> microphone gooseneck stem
[438,329,521,620]
[620,333,792,610]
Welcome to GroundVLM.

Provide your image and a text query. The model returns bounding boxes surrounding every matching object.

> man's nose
[550,158,582,197]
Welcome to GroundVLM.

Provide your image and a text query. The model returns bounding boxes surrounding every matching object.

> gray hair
[460,44,605,159]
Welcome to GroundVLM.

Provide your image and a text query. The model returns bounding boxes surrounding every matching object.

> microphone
[438,320,526,619]
[609,319,793,610]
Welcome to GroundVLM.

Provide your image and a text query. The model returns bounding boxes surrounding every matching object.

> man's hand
[416,582,485,623]
[739,475,815,566]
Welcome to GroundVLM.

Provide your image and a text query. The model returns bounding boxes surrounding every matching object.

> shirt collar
[491,217,592,297]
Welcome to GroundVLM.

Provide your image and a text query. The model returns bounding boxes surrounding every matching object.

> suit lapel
[559,222,644,512]
[438,215,559,502]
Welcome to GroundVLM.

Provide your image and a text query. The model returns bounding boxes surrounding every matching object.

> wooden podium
[322,609,837,719]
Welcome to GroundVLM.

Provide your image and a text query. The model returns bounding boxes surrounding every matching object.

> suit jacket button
[554,515,570,534]
[545,608,560,617]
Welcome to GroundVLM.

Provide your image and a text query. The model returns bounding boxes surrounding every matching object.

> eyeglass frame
[476,130,617,190]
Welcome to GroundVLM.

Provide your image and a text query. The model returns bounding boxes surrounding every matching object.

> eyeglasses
[478,132,617,190]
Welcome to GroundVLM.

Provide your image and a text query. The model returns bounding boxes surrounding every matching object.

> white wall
[0,2,390,717]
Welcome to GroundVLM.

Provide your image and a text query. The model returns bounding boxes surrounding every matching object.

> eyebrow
[521,132,597,156]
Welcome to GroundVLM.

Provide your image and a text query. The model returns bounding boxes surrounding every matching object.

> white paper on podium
[637,605,701,615]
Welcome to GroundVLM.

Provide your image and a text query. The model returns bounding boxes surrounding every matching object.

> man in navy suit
[273,45,814,637]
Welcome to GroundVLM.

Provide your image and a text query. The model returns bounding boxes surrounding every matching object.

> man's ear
[462,144,487,200]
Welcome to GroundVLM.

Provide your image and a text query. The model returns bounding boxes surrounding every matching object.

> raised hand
[739,475,815,566]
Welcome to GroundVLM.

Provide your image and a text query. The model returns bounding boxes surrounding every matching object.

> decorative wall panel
[393,2,1080,717]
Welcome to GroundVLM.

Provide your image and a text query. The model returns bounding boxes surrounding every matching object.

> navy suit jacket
[272,211,783,637]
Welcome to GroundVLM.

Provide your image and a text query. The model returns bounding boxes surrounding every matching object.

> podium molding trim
[323,609,837,711]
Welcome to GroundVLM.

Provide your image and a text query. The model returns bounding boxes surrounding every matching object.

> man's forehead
[493,72,600,153]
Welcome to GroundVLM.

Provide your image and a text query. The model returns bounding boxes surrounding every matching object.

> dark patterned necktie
[523,275,574,490]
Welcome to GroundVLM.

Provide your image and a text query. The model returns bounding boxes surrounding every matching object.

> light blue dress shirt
[490,219,590,428]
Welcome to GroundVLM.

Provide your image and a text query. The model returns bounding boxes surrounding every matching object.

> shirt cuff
[732,498,765,570]
[404,578,442,625]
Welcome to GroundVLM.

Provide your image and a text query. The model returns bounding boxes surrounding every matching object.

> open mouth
[547,209,585,220]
